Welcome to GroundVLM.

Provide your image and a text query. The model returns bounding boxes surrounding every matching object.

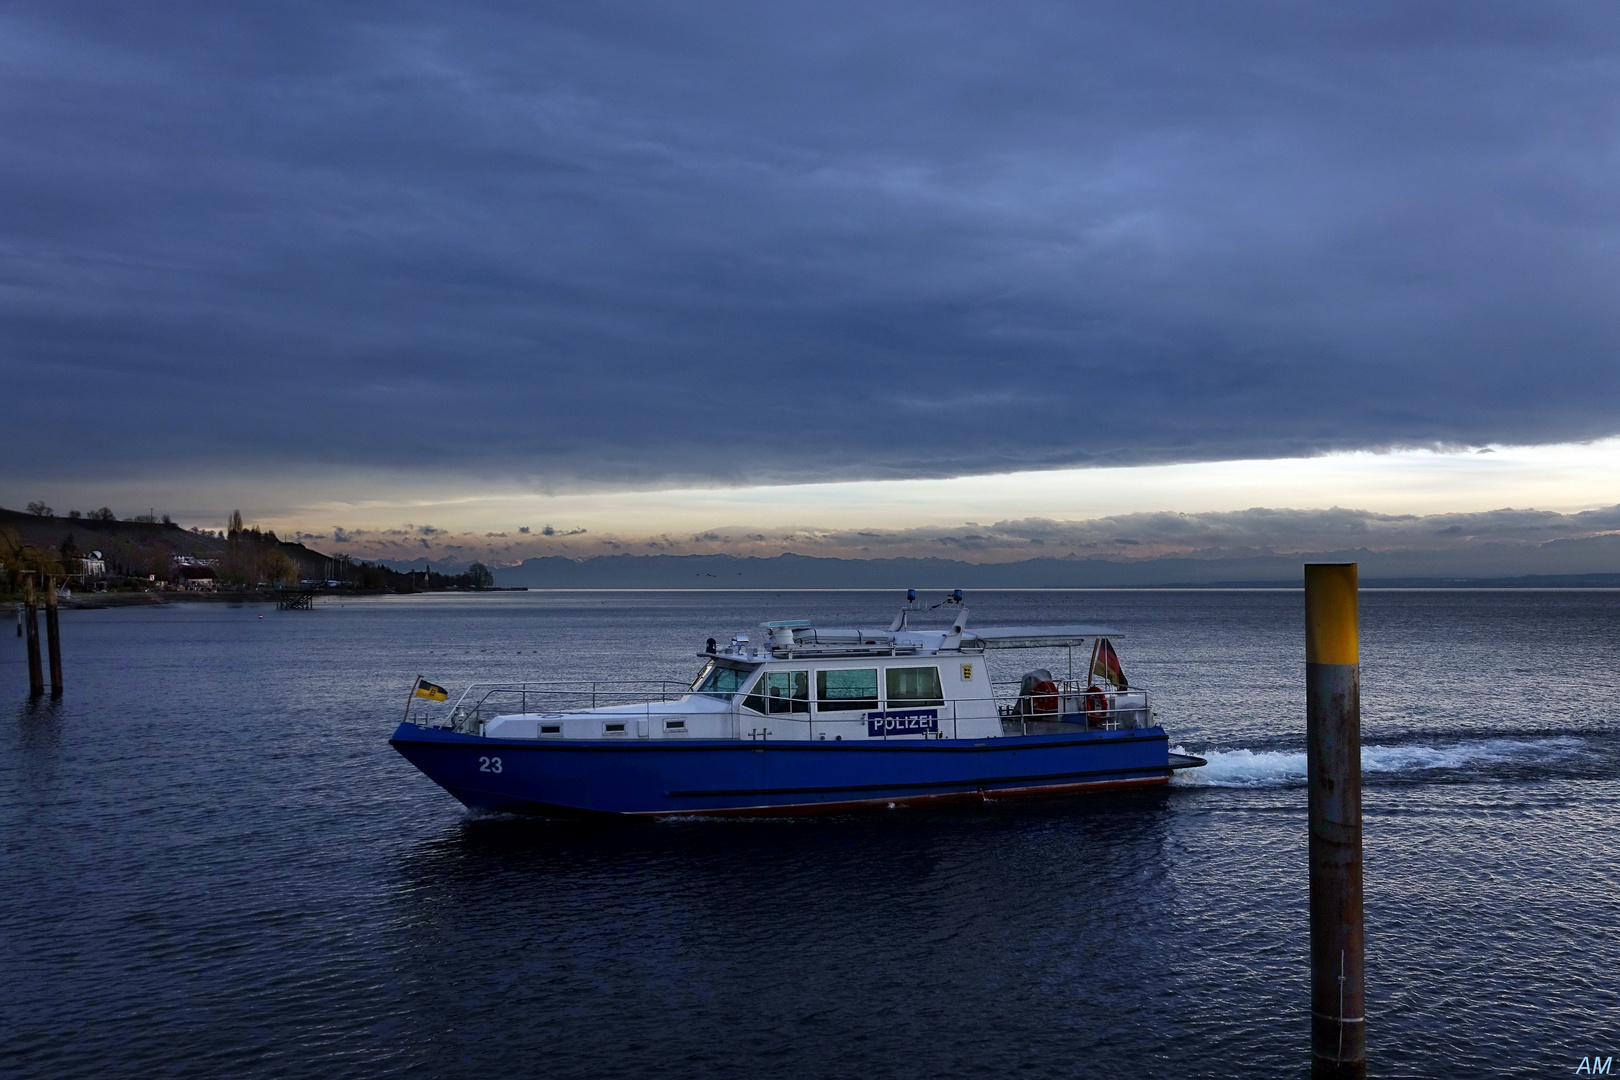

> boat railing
[990,679,1153,732]
[409,679,690,731]
[403,679,1156,738]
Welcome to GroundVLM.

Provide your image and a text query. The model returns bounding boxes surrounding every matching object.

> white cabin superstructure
[414,600,1154,744]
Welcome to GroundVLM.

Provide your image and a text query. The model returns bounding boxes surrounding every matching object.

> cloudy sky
[5,2,1619,569]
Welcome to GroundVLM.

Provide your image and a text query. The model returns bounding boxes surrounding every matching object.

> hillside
[0,505,333,581]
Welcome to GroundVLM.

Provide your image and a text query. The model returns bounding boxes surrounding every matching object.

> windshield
[690,660,756,699]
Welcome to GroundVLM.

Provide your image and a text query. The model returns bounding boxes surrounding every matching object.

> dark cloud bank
[5,2,1620,491]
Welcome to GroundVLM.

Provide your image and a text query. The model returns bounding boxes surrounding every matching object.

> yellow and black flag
[414,678,449,702]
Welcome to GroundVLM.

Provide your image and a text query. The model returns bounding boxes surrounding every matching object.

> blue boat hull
[390,722,1177,817]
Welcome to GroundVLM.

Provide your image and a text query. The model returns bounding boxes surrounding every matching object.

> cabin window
[664,719,686,731]
[816,668,879,712]
[691,660,754,699]
[744,670,810,714]
[540,724,561,734]
[604,722,626,734]
[886,666,944,706]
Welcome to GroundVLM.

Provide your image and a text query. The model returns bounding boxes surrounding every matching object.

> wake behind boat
[390,591,1206,816]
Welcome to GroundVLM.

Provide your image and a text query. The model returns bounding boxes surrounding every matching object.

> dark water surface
[2,590,1616,1078]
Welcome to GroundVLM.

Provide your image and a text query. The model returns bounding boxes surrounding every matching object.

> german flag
[415,678,449,702]
[1090,638,1127,689]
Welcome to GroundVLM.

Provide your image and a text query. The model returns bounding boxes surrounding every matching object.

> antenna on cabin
[889,588,918,633]
[943,595,970,649]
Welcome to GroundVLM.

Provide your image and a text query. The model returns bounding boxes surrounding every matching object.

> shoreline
[12,589,392,610]
[10,581,1618,611]
[5,587,531,610]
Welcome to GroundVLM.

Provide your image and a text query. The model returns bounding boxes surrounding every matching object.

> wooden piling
[23,575,45,694]
[276,589,314,611]
[1305,563,1365,1079]
[44,574,63,693]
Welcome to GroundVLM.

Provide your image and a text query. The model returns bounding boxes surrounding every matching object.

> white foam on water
[1170,736,1586,788]
[1172,747,1306,788]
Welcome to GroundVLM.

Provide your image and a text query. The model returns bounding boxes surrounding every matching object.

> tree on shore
[0,527,65,591]
[26,501,52,517]
[217,510,302,586]
[219,537,262,586]
[102,534,173,581]
[262,548,299,587]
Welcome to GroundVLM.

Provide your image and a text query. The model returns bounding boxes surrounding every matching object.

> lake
[2,589,1616,1078]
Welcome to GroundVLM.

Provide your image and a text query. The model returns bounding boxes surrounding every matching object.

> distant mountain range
[488,551,1620,589]
[10,502,1613,590]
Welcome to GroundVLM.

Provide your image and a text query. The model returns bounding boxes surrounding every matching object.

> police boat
[390,591,1206,816]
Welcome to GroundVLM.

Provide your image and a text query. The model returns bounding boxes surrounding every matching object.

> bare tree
[26,501,53,517]
[218,537,261,587]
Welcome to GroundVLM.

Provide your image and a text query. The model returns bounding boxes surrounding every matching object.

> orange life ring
[1085,685,1109,724]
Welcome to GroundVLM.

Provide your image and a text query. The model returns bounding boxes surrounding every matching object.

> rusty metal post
[23,575,45,694]
[44,574,63,694]
[1305,563,1365,1078]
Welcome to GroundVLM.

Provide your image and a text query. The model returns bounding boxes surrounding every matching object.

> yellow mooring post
[23,575,45,695]
[1305,563,1365,1078]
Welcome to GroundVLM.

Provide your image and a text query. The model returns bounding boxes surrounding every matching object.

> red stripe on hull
[631,774,1168,818]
